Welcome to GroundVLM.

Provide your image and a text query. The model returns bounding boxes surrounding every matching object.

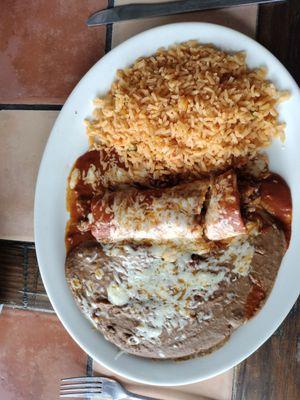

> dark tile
[27,246,52,311]
[0,241,24,306]
[0,307,87,400]
[0,238,52,310]
[0,0,107,104]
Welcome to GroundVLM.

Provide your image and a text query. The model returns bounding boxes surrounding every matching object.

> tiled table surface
[0,308,88,400]
[0,0,107,104]
[0,1,299,399]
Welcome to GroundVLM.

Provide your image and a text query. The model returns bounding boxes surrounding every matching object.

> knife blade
[87,0,284,26]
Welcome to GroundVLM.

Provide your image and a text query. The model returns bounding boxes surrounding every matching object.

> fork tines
[60,377,103,398]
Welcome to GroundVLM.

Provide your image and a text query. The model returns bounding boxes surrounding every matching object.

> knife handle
[87,0,285,26]
[117,0,276,20]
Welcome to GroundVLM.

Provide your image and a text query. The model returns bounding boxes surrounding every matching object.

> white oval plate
[35,22,300,386]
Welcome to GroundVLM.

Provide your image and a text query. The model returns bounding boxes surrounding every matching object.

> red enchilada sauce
[243,174,292,318]
[260,174,292,243]
[66,150,103,253]
[66,149,131,253]
[245,280,266,319]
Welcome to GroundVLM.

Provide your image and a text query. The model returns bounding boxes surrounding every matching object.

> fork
[60,376,156,399]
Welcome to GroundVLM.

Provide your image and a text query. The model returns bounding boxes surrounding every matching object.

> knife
[87,0,284,26]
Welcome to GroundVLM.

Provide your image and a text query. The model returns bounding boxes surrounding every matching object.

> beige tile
[0,307,87,400]
[0,110,58,241]
[93,361,233,400]
[112,1,257,48]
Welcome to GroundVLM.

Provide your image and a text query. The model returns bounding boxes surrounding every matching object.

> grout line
[0,104,62,111]
[231,366,237,400]
[31,267,40,308]
[18,290,49,297]
[4,303,54,313]
[22,245,29,308]
[254,6,259,40]
[105,24,113,53]
[0,239,35,248]
[105,0,114,53]
[255,4,261,40]
[86,356,94,377]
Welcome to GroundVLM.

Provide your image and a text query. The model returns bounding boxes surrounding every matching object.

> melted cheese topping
[102,236,254,343]
[226,237,255,276]
[107,283,129,306]
[100,163,131,187]
[93,180,210,248]
[69,168,80,189]
[82,164,100,190]
[205,171,246,240]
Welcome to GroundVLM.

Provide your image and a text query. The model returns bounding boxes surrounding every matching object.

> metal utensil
[60,376,155,399]
[87,0,284,26]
